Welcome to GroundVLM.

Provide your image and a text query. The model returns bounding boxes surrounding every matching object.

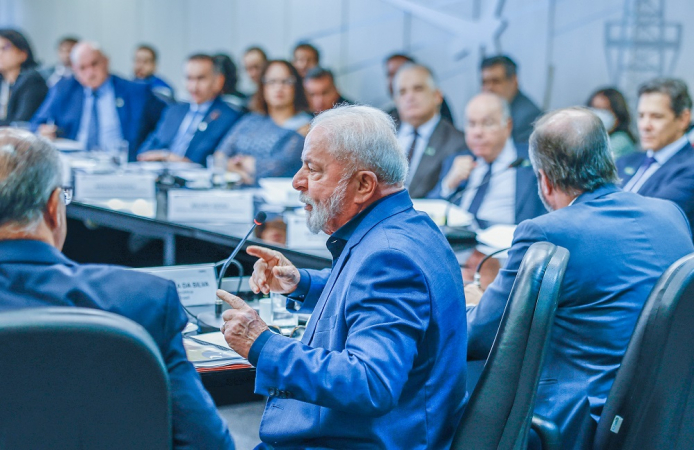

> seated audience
[39,36,78,88]
[217,105,468,449]
[291,42,319,78]
[481,55,542,144]
[392,63,465,198]
[303,67,352,115]
[0,128,235,450]
[384,53,454,125]
[242,46,267,94]
[217,60,308,185]
[133,44,174,101]
[617,78,694,230]
[0,29,48,126]
[432,92,545,228]
[465,107,694,449]
[587,87,636,158]
[213,53,247,110]
[138,54,242,165]
[31,41,165,160]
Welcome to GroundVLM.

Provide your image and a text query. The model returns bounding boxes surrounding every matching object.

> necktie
[407,129,419,164]
[467,162,493,228]
[624,155,657,192]
[170,108,201,157]
[86,90,100,151]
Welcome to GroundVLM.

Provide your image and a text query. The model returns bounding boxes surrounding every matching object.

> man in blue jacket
[31,41,164,161]
[217,105,468,449]
[138,53,242,166]
[465,107,694,449]
[0,128,234,449]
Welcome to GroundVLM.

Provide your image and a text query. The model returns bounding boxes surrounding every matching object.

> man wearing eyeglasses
[0,128,235,450]
[431,92,545,229]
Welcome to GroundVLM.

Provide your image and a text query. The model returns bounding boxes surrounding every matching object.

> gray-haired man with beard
[215,105,468,448]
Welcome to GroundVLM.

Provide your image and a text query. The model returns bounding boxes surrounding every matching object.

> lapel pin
[424,146,436,156]
[209,110,220,121]
[198,122,208,132]
[116,97,124,108]
[624,167,635,176]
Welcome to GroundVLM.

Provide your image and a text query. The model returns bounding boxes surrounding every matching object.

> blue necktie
[467,162,493,229]
[86,90,99,150]
[625,155,657,192]
[170,108,201,157]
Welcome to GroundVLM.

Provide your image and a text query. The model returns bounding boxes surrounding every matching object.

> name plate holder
[167,189,253,223]
[285,212,328,249]
[74,171,156,200]
[134,264,218,307]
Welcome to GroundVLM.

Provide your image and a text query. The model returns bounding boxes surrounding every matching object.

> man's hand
[444,155,476,191]
[218,289,270,359]
[137,150,190,162]
[38,124,58,140]
[227,155,256,185]
[247,245,300,295]
[464,283,484,307]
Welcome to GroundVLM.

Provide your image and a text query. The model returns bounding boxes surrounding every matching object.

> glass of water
[106,140,129,170]
[270,292,298,328]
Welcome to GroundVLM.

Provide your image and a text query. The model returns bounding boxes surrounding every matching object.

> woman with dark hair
[217,60,310,185]
[587,87,636,158]
[0,29,48,126]
[213,53,247,110]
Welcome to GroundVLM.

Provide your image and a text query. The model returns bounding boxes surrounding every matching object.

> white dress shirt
[459,139,517,226]
[397,114,440,187]
[623,135,690,193]
[76,78,124,150]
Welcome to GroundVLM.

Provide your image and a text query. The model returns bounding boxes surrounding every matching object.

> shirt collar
[400,113,440,140]
[83,76,113,97]
[0,239,74,266]
[647,134,690,164]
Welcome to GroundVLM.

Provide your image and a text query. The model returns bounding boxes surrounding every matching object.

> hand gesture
[218,289,269,359]
[247,245,300,295]
[444,155,476,191]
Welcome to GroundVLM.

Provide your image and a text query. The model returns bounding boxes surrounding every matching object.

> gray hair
[638,78,692,117]
[529,107,618,194]
[392,63,437,94]
[309,105,407,186]
[0,128,63,230]
[70,41,105,65]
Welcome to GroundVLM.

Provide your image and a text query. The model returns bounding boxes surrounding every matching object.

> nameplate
[74,171,156,200]
[134,264,217,306]
[167,189,253,223]
[285,212,328,249]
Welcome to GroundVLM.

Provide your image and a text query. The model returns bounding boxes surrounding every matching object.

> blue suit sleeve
[286,268,331,313]
[30,84,60,130]
[254,249,430,417]
[161,283,235,449]
[466,220,547,360]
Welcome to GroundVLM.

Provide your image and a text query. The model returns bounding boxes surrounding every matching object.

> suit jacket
[0,68,48,126]
[510,90,543,144]
[30,75,165,160]
[430,143,546,224]
[616,141,694,232]
[0,239,234,450]
[467,184,694,449]
[138,97,243,165]
[407,118,467,199]
[252,190,468,449]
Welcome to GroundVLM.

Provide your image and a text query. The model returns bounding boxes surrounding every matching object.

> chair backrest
[0,307,171,450]
[451,241,569,450]
[594,252,694,450]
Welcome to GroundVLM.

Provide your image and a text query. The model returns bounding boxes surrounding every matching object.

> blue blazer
[138,97,243,165]
[616,141,694,232]
[430,143,546,224]
[30,75,165,161]
[0,240,234,450]
[467,185,694,449]
[252,190,468,448]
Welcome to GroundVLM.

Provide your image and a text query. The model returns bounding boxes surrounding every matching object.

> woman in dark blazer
[0,29,48,126]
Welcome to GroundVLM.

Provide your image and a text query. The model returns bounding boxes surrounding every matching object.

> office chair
[593,252,694,450]
[451,241,569,450]
[0,307,171,450]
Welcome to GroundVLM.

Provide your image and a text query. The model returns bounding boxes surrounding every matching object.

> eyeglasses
[464,119,504,131]
[262,77,296,87]
[60,186,73,206]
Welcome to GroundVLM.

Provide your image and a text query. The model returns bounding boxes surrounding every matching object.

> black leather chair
[0,307,171,450]
[593,252,694,450]
[451,241,569,450]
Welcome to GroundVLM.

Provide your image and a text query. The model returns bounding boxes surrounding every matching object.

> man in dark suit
[431,92,545,228]
[216,105,468,449]
[133,44,175,102]
[0,129,234,449]
[393,63,466,198]
[31,41,165,160]
[138,54,242,166]
[303,67,353,115]
[481,55,542,144]
[465,107,694,450]
[617,78,694,231]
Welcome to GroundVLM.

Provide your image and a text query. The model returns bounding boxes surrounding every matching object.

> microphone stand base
[196,311,225,334]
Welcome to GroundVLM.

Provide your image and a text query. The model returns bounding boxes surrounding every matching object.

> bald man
[31,41,165,160]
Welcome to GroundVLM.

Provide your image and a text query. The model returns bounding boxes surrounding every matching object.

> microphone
[472,247,511,288]
[443,157,527,226]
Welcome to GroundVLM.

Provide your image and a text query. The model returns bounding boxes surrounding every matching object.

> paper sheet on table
[475,224,517,258]
[190,331,235,350]
[411,199,473,227]
[54,138,84,152]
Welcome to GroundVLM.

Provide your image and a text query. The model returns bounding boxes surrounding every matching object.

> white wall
[1,0,691,126]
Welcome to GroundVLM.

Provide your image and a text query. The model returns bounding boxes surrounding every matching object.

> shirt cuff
[440,183,454,199]
[287,268,311,302]
[248,329,274,366]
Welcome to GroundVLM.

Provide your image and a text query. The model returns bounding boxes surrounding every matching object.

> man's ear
[43,188,62,230]
[353,170,379,205]
[538,169,553,198]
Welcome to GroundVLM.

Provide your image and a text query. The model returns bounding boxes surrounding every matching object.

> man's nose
[292,167,307,191]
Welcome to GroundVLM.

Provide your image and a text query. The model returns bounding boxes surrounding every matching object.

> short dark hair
[385,53,415,65]
[213,53,239,95]
[529,107,618,193]
[587,87,636,142]
[293,42,320,63]
[187,53,219,73]
[58,36,79,47]
[480,55,517,78]
[638,78,692,117]
[253,59,309,115]
[244,46,267,61]
[136,44,158,63]
[304,67,335,83]
[0,29,38,70]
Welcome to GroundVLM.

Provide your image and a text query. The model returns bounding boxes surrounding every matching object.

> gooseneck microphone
[473,247,511,287]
